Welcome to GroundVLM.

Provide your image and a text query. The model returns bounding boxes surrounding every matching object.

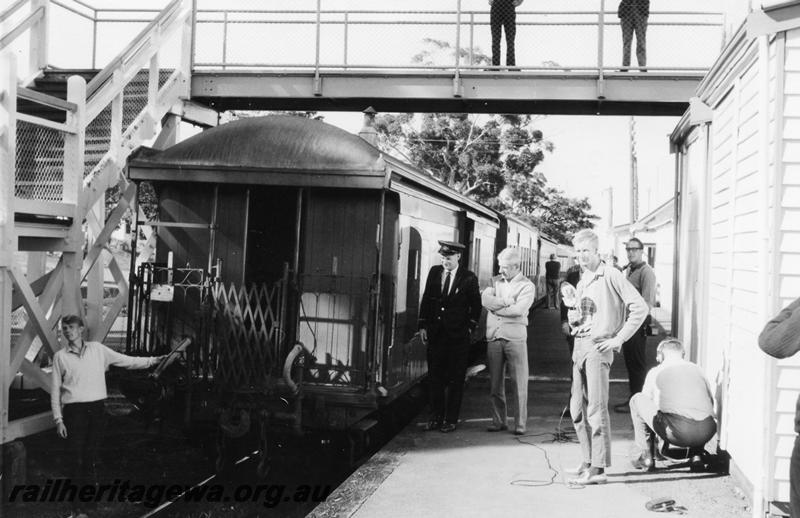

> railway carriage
[124,114,570,469]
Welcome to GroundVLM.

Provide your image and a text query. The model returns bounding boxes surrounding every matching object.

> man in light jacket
[482,247,536,435]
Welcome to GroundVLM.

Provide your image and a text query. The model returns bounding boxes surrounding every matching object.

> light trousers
[570,338,613,467]
[488,338,529,432]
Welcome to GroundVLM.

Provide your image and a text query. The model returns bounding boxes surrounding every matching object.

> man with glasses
[482,247,536,435]
[614,237,657,413]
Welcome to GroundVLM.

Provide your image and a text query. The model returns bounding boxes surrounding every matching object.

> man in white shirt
[51,314,164,490]
[629,337,716,470]
[481,247,536,435]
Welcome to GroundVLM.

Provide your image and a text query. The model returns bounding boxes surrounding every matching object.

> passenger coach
[125,115,567,469]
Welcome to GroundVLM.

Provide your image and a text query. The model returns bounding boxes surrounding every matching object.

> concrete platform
[310,307,751,518]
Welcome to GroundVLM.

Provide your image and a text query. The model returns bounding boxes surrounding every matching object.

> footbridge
[0,0,724,443]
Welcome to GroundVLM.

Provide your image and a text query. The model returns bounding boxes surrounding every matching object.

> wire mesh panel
[211,281,285,394]
[298,274,372,388]
[191,1,724,72]
[15,120,66,202]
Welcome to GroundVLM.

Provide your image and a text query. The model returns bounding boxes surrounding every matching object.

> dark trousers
[792,435,800,518]
[621,11,648,68]
[546,278,560,308]
[490,2,516,67]
[427,333,470,424]
[653,412,716,449]
[63,400,107,485]
[621,322,648,397]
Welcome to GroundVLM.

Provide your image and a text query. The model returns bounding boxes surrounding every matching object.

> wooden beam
[9,267,61,356]
[81,182,136,281]
[19,359,52,393]
[1,53,18,443]
[4,412,54,442]
[9,261,63,378]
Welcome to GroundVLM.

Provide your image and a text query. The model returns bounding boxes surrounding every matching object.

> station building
[670,2,800,511]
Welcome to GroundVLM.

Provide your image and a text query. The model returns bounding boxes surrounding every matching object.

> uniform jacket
[418,265,482,340]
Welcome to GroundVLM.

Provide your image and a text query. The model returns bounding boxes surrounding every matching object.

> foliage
[373,111,596,244]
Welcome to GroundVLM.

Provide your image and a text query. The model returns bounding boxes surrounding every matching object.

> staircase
[0,0,195,443]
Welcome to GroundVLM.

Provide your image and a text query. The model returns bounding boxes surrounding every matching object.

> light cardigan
[575,262,648,344]
[51,341,159,421]
[481,272,536,341]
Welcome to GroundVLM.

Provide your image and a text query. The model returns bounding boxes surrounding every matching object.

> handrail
[85,0,183,98]
[17,86,77,112]
[0,6,43,51]
[0,0,28,23]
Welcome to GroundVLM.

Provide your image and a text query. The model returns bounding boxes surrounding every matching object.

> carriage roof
[127,114,497,221]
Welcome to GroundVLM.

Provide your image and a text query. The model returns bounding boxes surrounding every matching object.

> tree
[374,110,595,244]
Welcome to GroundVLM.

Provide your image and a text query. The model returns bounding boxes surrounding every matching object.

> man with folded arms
[481,247,536,435]
[629,338,716,471]
[566,229,647,485]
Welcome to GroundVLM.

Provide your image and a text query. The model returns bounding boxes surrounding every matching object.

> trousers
[487,338,529,432]
[63,400,107,485]
[490,1,516,66]
[570,338,613,467]
[427,332,470,424]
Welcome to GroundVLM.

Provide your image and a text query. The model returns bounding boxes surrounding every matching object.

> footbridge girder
[191,70,703,116]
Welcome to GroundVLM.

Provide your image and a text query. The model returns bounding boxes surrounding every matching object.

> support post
[180,0,194,99]
[0,53,19,444]
[63,76,87,318]
[29,0,49,75]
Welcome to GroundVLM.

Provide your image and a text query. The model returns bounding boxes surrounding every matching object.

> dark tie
[442,271,451,297]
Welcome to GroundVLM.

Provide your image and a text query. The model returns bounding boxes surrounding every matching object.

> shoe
[568,470,608,485]
[613,402,630,413]
[631,452,655,471]
[565,462,591,476]
[465,364,486,378]
[689,454,705,472]
[425,419,442,431]
[440,423,457,433]
[487,423,508,432]
[513,429,525,436]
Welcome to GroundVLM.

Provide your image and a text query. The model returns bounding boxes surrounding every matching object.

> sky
[3,0,752,232]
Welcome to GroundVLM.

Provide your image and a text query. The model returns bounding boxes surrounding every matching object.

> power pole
[629,116,639,224]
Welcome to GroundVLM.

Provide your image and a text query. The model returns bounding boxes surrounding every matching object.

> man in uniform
[614,236,657,413]
[419,241,482,433]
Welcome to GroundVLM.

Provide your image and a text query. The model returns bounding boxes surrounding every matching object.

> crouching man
[629,337,717,470]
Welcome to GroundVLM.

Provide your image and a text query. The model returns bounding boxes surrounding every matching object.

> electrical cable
[509,405,586,489]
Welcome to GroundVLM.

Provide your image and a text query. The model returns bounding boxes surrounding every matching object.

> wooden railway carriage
[126,115,500,445]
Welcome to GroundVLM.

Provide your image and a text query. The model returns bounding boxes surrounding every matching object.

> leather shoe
[440,423,456,433]
[425,419,442,431]
[568,470,608,485]
[487,423,508,432]
[514,428,525,435]
[631,452,655,471]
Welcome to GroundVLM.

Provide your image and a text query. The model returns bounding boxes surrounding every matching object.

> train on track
[122,114,572,472]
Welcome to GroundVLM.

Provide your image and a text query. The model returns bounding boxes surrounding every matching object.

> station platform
[310,307,750,518]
